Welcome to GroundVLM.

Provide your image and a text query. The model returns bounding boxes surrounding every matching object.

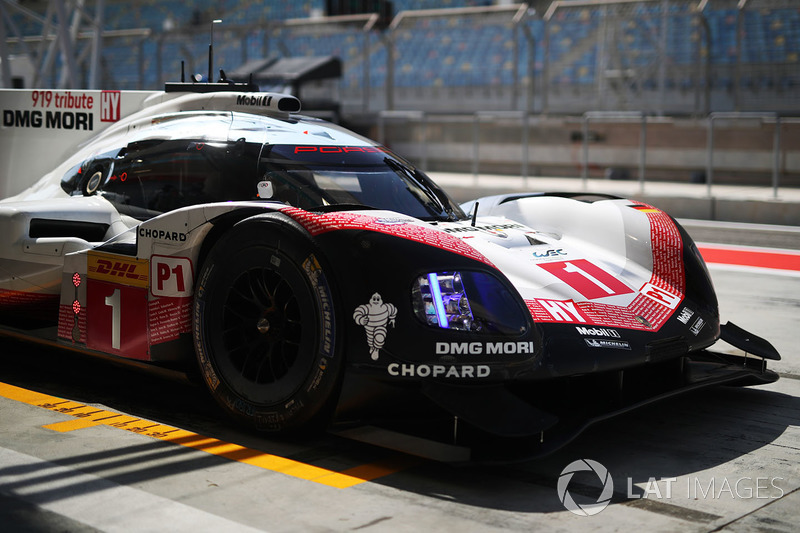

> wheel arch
[191,209,345,433]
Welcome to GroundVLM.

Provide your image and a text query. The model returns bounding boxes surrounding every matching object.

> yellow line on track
[0,381,417,488]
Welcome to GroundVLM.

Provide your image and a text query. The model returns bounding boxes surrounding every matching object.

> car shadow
[1,337,796,518]
[371,381,799,515]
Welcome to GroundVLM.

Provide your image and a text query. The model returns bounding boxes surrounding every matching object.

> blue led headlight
[411,270,529,335]
[422,272,474,330]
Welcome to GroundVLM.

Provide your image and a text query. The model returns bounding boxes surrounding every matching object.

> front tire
[193,215,340,433]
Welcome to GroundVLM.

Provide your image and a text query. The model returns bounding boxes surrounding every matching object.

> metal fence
[378,110,800,195]
[541,0,707,114]
[2,0,798,115]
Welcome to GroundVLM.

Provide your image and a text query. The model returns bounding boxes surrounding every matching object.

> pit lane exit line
[0,382,416,489]
[697,244,800,273]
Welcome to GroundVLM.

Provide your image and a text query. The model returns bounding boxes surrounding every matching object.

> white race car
[0,80,779,461]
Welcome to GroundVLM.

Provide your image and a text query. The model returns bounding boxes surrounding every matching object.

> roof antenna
[181,60,185,83]
[209,19,222,82]
[471,201,479,227]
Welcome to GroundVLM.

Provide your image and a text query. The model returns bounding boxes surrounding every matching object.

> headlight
[417,272,474,330]
[411,270,529,335]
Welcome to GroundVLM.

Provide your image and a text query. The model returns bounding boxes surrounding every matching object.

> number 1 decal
[104,288,121,350]
[86,280,149,359]
[538,259,634,300]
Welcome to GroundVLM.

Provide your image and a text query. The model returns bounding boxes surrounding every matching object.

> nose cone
[442,197,687,335]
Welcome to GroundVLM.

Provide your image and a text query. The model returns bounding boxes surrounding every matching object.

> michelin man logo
[353,293,397,360]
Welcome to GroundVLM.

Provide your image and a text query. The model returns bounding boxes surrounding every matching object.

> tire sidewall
[193,215,340,432]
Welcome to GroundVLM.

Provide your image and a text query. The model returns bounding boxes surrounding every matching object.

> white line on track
[0,446,266,533]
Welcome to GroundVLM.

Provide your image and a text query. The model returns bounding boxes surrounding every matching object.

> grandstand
[1,0,798,115]
[1,1,798,186]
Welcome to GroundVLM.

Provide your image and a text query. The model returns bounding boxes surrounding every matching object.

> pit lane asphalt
[1,177,798,532]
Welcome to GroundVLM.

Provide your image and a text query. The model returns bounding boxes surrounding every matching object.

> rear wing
[0,89,157,198]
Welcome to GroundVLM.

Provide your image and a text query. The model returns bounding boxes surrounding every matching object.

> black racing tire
[193,214,341,433]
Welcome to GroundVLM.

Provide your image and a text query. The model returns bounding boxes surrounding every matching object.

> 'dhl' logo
[95,259,139,279]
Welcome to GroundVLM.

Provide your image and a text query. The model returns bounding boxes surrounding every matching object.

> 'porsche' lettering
[138,227,188,242]
[387,363,490,378]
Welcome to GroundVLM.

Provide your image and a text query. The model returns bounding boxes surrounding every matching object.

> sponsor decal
[3,109,93,130]
[236,94,275,108]
[101,90,121,122]
[302,255,335,359]
[29,90,94,110]
[533,248,567,259]
[443,222,526,238]
[257,180,274,199]
[537,299,588,323]
[585,338,632,350]
[387,363,490,378]
[306,358,328,393]
[0,90,121,131]
[435,341,535,356]
[293,145,390,154]
[375,217,413,226]
[138,227,188,242]
[640,282,681,310]
[150,255,193,297]
[282,207,496,268]
[353,293,397,360]
[690,317,705,336]
[575,326,621,338]
[677,307,695,324]
[87,252,148,288]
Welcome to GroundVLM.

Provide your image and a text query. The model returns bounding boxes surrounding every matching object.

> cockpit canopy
[61,113,465,222]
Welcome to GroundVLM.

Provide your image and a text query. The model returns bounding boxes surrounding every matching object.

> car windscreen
[257,144,466,222]
[63,138,466,222]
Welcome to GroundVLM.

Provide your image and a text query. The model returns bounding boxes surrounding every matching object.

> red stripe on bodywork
[526,204,685,331]
[698,245,800,272]
[281,207,496,268]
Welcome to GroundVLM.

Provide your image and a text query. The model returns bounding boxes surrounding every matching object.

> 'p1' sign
[151,255,193,297]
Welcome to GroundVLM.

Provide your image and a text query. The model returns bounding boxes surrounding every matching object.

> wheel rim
[210,251,318,406]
